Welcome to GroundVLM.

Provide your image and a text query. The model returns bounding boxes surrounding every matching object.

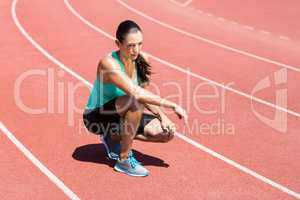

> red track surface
[189,0,300,40]
[1,0,300,199]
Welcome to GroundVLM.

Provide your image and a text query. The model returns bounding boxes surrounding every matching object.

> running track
[1,0,300,199]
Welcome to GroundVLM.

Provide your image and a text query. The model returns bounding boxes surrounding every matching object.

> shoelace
[128,152,140,168]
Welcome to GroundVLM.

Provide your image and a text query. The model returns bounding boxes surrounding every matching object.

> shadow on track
[72,143,169,168]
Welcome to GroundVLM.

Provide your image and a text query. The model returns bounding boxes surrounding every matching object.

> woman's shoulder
[97,53,121,82]
[98,52,119,71]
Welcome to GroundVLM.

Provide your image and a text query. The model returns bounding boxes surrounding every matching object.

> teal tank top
[85,51,140,109]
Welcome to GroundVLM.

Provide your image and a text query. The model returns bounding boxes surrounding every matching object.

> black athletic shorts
[83,98,157,136]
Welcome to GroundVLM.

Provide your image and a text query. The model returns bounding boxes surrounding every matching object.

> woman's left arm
[142,83,176,133]
[145,104,176,133]
[144,103,166,121]
[140,52,176,133]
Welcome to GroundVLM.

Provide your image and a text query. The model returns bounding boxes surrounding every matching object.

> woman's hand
[160,115,176,134]
[173,104,188,124]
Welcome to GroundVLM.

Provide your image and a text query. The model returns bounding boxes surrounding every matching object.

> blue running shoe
[100,135,120,160]
[128,151,140,165]
[114,153,149,177]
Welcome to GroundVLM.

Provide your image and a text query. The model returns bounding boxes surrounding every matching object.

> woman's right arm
[99,57,187,122]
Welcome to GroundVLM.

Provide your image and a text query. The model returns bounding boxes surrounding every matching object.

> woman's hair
[116,20,151,85]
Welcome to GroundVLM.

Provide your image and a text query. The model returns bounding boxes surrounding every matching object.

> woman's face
[118,30,143,61]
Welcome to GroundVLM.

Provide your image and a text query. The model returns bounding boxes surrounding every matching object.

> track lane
[0,2,78,199]
[120,0,300,69]
[65,0,300,194]
[189,0,300,40]
[0,127,69,200]
[4,0,300,197]
[73,0,300,114]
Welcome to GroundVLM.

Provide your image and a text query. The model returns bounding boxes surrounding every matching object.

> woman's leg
[109,99,174,146]
[109,115,175,143]
[115,95,144,161]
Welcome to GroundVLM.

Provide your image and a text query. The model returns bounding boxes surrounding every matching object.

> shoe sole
[114,165,149,177]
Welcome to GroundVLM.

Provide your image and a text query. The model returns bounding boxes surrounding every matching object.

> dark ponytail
[116,20,151,85]
[135,54,151,84]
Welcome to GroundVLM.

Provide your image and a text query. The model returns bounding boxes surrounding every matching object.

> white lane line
[182,0,193,7]
[217,17,225,22]
[11,0,300,198]
[11,0,92,88]
[230,20,239,25]
[169,0,193,7]
[169,0,182,7]
[244,26,254,31]
[279,36,290,41]
[194,11,289,42]
[0,122,80,200]
[12,0,86,197]
[196,9,203,14]
[147,55,300,118]
[63,0,300,118]
[260,30,271,35]
[117,0,300,73]
[175,133,300,199]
